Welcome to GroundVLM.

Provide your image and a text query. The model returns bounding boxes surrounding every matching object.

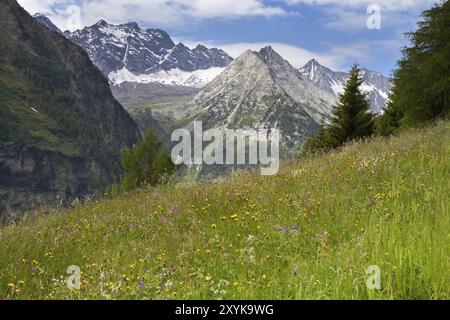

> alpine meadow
[0,0,449,302]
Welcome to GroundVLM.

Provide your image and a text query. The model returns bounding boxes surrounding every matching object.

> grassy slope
[0,72,81,156]
[0,121,449,300]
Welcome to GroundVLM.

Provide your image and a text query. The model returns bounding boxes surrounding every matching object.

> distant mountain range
[179,46,336,148]
[34,14,392,114]
[63,20,232,88]
[299,59,392,113]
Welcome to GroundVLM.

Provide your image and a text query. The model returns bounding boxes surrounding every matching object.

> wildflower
[278,225,300,235]
[211,224,217,229]
[278,227,288,234]
[246,235,255,242]
[7,283,15,289]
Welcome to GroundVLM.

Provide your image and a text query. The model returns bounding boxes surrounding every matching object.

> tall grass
[0,121,449,300]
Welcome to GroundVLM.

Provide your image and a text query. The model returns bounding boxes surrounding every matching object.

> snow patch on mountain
[60,19,233,88]
[109,67,225,88]
[300,59,392,114]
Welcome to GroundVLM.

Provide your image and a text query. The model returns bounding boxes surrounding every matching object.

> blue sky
[18,0,435,76]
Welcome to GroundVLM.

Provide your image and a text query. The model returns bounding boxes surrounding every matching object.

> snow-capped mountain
[33,13,62,34]
[181,47,337,147]
[299,59,392,113]
[108,66,226,88]
[62,20,233,88]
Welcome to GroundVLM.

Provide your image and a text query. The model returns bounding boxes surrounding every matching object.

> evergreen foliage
[378,1,450,134]
[121,129,176,190]
[305,64,374,152]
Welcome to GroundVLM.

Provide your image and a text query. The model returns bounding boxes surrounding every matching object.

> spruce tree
[378,1,450,133]
[305,64,374,152]
[375,100,403,136]
[327,63,374,145]
[303,125,335,153]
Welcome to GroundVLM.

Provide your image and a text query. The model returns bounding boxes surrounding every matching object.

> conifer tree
[121,129,176,190]
[305,64,374,152]
[327,64,374,144]
[378,1,450,134]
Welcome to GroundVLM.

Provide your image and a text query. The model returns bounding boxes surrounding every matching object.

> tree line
[305,1,450,153]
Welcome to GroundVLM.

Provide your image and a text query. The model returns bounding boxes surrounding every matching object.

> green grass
[0,121,449,300]
[0,72,81,156]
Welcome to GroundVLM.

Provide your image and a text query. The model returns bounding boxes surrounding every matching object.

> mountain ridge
[299,58,392,113]
[181,46,334,148]
[33,13,62,34]
[1,0,140,220]
[63,19,233,88]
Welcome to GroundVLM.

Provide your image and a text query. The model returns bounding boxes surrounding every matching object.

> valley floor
[0,121,449,300]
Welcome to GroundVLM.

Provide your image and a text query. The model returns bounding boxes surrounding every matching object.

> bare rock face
[181,47,337,148]
[0,147,110,221]
[0,0,141,222]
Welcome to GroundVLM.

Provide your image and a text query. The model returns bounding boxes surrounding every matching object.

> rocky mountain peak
[48,17,235,87]
[299,59,392,113]
[257,46,286,65]
[304,58,320,67]
[120,21,140,30]
[301,59,335,79]
[94,19,109,27]
[182,47,337,148]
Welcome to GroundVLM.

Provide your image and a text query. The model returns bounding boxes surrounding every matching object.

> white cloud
[17,0,70,15]
[283,0,433,11]
[18,0,289,31]
[18,0,433,32]
[283,0,434,32]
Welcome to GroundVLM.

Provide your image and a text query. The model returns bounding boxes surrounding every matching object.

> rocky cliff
[0,0,140,222]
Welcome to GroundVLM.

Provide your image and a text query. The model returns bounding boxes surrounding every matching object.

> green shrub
[121,129,176,190]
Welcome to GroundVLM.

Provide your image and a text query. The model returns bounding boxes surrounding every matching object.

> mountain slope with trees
[0,0,140,221]
[377,0,450,134]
